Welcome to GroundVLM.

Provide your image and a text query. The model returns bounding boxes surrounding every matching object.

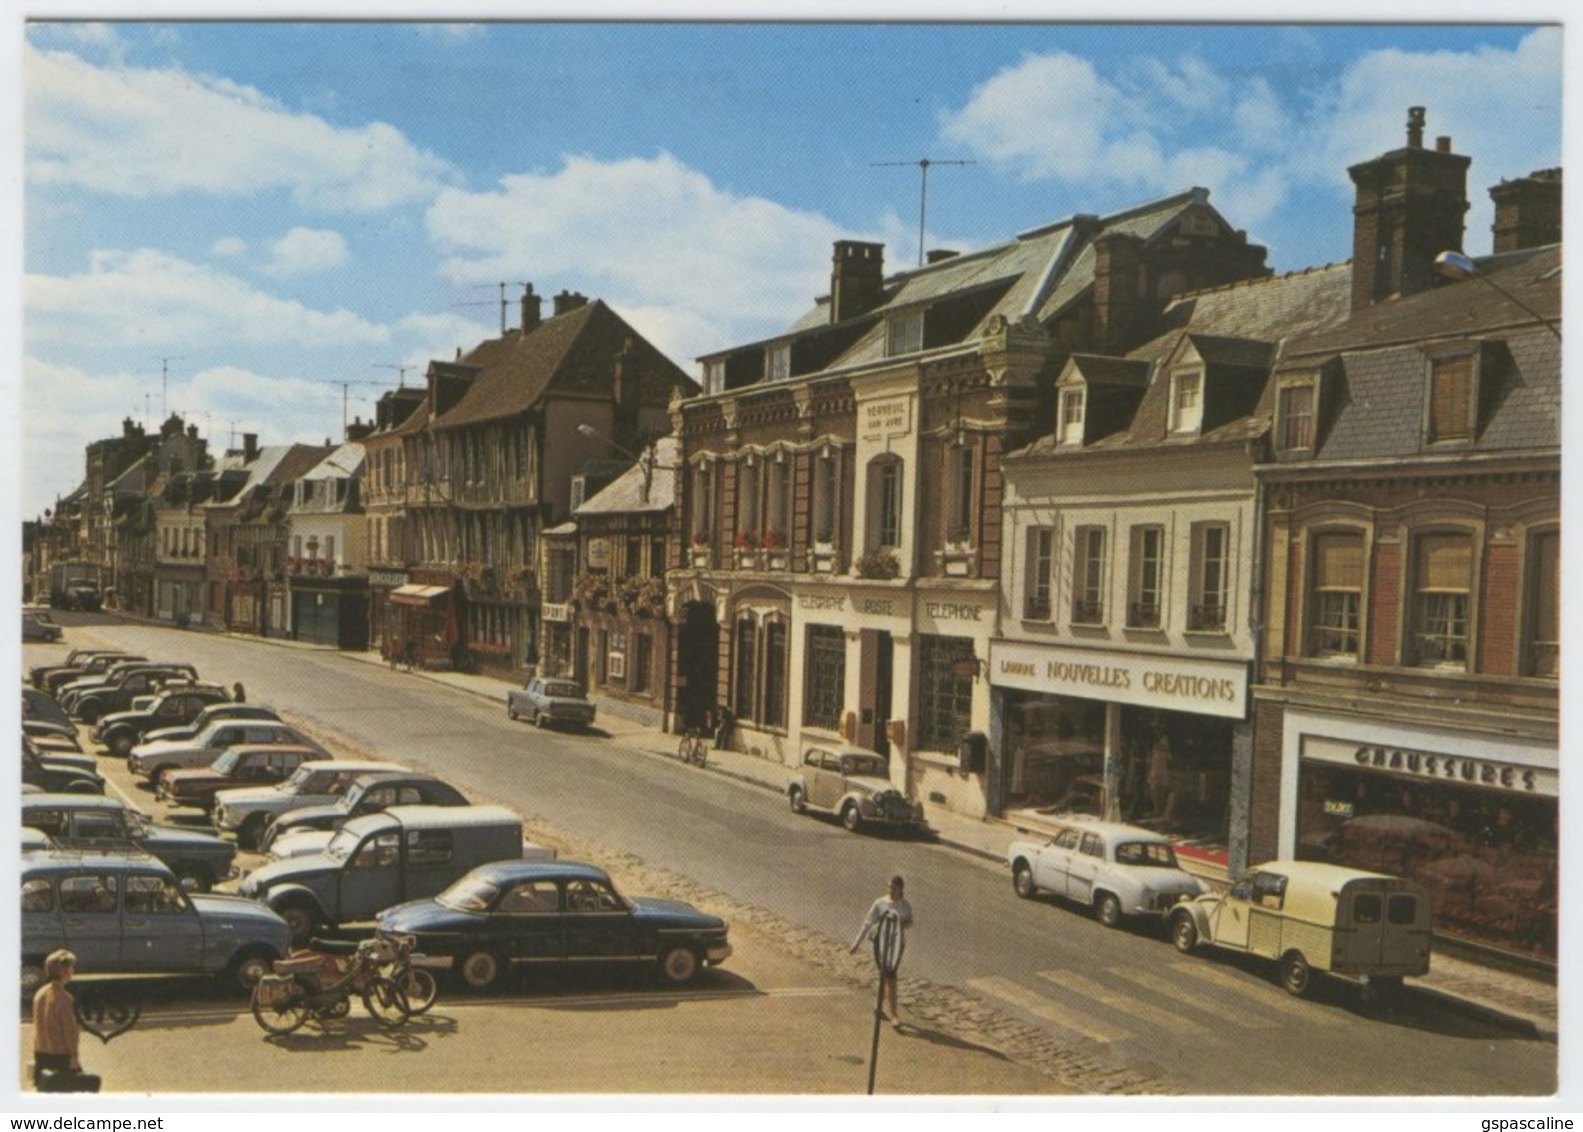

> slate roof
[1064,355,1150,387]
[573,436,682,516]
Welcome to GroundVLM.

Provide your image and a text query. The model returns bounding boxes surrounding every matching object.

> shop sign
[798,593,846,612]
[369,570,408,588]
[986,640,1247,719]
[859,597,894,616]
[861,397,910,440]
[542,603,571,623]
[587,539,610,570]
[924,600,984,623]
[1304,735,1558,797]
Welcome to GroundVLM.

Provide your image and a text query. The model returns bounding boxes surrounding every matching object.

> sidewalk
[340,648,1557,1043]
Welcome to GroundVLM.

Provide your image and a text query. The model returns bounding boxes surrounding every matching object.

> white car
[212,759,406,850]
[1008,819,1207,928]
[128,719,328,782]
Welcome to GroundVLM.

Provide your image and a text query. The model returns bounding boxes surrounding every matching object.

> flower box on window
[853,549,900,580]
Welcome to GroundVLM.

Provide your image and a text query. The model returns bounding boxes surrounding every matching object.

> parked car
[23,721,85,756]
[258,771,470,856]
[65,664,202,724]
[55,658,173,706]
[31,648,123,690]
[507,677,596,730]
[129,719,329,782]
[94,685,236,757]
[210,759,409,849]
[787,746,926,834]
[239,804,548,941]
[1167,861,1433,997]
[40,652,146,696]
[21,850,290,996]
[22,688,74,731]
[158,745,334,812]
[22,744,104,794]
[23,609,62,643]
[141,702,282,747]
[22,793,237,892]
[379,859,733,991]
[1008,819,1208,928]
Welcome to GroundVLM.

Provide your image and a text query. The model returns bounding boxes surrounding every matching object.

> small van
[237,804,554,940]
[1167,860,1431,997]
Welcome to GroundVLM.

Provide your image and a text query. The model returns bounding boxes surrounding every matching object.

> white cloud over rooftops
[263,227,350,277]
[24,45,460,211]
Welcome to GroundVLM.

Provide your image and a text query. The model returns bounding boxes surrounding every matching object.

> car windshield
[210,748,242,774]
[436,874,500,912]
[842,755,887,778]
[323,828,361,861]
[542,682,583,699]
[278,765,316,792]
[340,781,369,809]
[1115,841,1180,868]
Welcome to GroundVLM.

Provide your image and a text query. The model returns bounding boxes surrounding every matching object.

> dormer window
[1170,369,1203,434]
[887,309,924,357]
[766,343,791,383]
[1277,381,1315,452]
[702,359,725,395]
[1059,388,1086,445]
[1427,348,1476,443]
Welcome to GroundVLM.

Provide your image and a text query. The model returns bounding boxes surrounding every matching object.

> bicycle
[676,729,708,767]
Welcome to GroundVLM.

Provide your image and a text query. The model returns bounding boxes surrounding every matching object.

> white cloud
[210,236,248,258]
[397,311,497,363]
[26,248,390,350]
[25,45,459,211]
[426,152,854,363]
[263,227,349,277]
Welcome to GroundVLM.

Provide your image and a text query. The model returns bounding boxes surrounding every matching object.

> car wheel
[534,709,547,729]
[228,947,275,992]
[108,730,135,757]
[1170,912,1198,954]
[174,864,211,893]
[1012,861,1036,899]
[507,701,519,721]
[457,948,505,992]
[278,902,320,944]
[77,700,103,725]
[239,813,271,851]
[658,945,700,985]
[841,803,862,833]
[1095,892,1123,929]
[1279,951,1313,997]
[788,786,806,814]
[20,959,47,1000]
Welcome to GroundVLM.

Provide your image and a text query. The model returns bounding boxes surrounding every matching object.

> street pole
[865,910,904,1095]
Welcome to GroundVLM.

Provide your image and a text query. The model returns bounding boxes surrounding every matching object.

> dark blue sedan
[378,860,732,991]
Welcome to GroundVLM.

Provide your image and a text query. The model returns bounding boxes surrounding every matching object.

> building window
[887,309,924,356]
[632,633,651,694]
[1189,523,1229,632]
[917,635,975,751]
[765,457,789,545]
[763,621,787,728]
[946,444,974,545]
[691,464,714,542]
[813,453,837,545]
[738,460,760,540]
[1428,353,1474,442]
[804,625,845,731]
[766,343,791,382]
[1310,531,1363,658]
[625,536,644,577]
[1072,526,1107,625]
[702,359,725,395]
[1059,388,1085,445]
[1278,383,1315,451]
[1412,532,1472,668]
[1526,530,1559,678]
[1024,527,1054,620]
[733,618,756,719]
[1128,526,1164,629]
[868,456,902,550]
[649,536,667,579]
[1170,370,1203,434]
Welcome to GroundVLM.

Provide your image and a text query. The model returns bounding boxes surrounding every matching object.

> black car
[94,686,234,757]
[378,860,733,991]
[22,744,104,795]
[39,652,146,696]
[260,772,470,851]
[64,664,201,724]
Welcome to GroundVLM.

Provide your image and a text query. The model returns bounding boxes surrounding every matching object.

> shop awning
[388,584,452,607]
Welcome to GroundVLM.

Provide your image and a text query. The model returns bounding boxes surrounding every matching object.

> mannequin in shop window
[1147,727,1172,817]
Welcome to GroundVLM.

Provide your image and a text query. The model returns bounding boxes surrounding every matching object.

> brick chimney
[553,290,588,317]
[1092,232,1144,356]
[1491,169,1562,253]
[830,240,885,323]
[1348,106,1471,312]
[243,433,259,462]
[520,283,542,333]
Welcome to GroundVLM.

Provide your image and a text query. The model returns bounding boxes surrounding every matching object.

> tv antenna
[309,377,398,438]
[374,363,414,387]
[870,157,975,266]
[452,282,529,335]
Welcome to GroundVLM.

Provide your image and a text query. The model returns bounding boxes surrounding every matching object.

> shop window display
[1296,763,1556,962]
[1001,692,1106,813]
[1117,708,1230,855]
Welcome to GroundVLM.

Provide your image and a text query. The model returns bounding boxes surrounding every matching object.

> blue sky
[14,17,1563,518]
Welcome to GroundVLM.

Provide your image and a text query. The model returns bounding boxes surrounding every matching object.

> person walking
[231,681,246,703]
[849,875,913,1027]
[31,950,100,1093]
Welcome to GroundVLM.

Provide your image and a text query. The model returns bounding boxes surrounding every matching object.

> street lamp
[576,423,677,504]
[1432,251,1561,339]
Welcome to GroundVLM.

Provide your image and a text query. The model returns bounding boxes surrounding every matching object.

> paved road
[25,618,1558,1095]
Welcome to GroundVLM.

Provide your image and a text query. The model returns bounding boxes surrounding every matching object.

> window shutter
[1418,533,1472,590]
[1430,355,1473,440]
[1313,533,1363,588]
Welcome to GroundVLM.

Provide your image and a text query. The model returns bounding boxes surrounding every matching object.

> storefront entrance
[676,601,720,734]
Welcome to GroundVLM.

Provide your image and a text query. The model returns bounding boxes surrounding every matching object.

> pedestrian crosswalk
[968,955,1348,1048]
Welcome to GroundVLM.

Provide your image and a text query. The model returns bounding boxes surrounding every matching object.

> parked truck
[48,561,102,611]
